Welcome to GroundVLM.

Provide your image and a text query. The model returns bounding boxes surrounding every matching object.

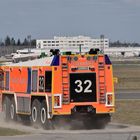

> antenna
[27,35,31,53]
[79,44,82,54]
[100,34,104,53]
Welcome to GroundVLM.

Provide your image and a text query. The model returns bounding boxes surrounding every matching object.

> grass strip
[112,100,140,126]
[0,127,28,136]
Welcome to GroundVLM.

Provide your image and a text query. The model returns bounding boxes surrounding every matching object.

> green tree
[17,39,21,46]
[5,36,11,46]
[0,38,4,46]
[23,38,28,46]
[10,37,16,46]
[31,39,36,47]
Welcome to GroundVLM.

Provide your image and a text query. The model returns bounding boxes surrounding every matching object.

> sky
[0,0,140,43]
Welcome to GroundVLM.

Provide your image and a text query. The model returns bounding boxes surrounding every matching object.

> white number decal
[75,80,83,93]
[75,80,92,93]
[84,80,92,93]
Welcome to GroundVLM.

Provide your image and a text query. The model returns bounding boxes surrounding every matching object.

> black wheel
[94,114,111,129]
[9,98,17,121]
[40,100,54,129]
[83,118,105,129]
[3,96,10,121]
[83,114,110,129]
[31,99,41,128]
[95,119,106,129]
[83,118,96,129]
[52,116,72,130]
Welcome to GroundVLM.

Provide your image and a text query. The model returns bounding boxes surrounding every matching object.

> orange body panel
[10,67,28,93]
[105,65,114,92]
[52,55,115,115]
[0,54,115,116]
[52,66,62,94]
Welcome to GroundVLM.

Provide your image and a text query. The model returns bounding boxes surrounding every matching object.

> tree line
[0,36,140,48]
[110,40,140,47]
[0,36,36,47]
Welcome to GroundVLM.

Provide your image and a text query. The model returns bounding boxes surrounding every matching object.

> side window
[45,71,52,92]
[5,71,9,90]
[32,70,38,92]
[0,71,4,90]
[39,76,44,92]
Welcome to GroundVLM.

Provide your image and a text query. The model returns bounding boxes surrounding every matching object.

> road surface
[0,118,140,140]
[0,123,140,140]
[116,92,140,100]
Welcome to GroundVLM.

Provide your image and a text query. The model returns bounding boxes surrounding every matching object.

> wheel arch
[31,95,45,106]
[31,94,53,119]
[2,92,17,121]
[2,93,15,109]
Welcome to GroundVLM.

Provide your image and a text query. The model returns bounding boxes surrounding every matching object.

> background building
[36,36,109,50]
[9,36,140,62]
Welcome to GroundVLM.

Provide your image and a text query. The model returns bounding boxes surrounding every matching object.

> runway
[116,92,140,100]
[0,114,140,140]
[0,123,140,140]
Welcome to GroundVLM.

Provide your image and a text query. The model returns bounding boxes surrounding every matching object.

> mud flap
[45,94,53,119]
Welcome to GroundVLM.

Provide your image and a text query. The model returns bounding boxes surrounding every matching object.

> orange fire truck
[0,49,115,129]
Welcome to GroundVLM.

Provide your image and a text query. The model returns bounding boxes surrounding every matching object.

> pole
[100,34,104,53]
[27,35,31,52]
[79,44,82,54]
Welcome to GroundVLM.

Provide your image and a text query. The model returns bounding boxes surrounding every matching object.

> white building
[36,36,109,50]
[11,36,140,63]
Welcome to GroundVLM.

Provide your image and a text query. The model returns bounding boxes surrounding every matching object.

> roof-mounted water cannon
[89,48,100,54]
[50,49,60,56]
[79,44,82,55]
[100,34,105,53]
[62,51,72,55]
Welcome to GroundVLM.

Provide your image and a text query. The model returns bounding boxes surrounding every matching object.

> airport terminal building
[12,36,140,59]
[36,36,109,49]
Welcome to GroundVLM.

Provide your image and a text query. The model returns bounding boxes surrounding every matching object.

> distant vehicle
[11,49,41,63]
[0,49,115,129]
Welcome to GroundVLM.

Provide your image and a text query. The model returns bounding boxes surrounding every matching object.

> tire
[3,96,11,121]
[83,118,96,129]
[95,114,111,129]
[40,100,54,129]
[9,98,17,121]
[83,114,109,129]
[31,99,41,128]
[83,118,104,129]
[53,116,72,130]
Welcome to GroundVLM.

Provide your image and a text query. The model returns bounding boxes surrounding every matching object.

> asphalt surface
[116,92,140,100]
[0,133,140,140]
[0,118,140,140]
[0,124,140,140]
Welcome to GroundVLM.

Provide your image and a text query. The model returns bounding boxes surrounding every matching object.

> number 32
[74,80,92,93]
